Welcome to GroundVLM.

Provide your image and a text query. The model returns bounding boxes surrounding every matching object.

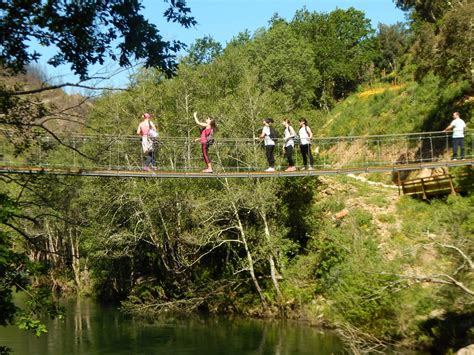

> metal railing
[0,129,472,173]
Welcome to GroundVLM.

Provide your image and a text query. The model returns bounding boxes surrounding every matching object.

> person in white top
[298,119,314,170]
[260,118,276,172]
[282,119,296,172]
[443,112,466,160]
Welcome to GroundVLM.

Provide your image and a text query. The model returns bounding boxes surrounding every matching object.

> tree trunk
[260,210,283,304]
[222,177,268,309]
[69,227,81,290]
[232,199,268,309]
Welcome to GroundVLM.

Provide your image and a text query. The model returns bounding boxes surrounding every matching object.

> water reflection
[0,298,347,354]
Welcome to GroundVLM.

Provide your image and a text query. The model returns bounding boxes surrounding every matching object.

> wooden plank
[401,174,465,198]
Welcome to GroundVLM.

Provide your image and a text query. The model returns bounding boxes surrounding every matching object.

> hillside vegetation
[317,78,472,137]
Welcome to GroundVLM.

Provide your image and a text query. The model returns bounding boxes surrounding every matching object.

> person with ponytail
[298,118,314,170]
[260,118,277,172]
[282,119,296,172]
[194,111,216,173]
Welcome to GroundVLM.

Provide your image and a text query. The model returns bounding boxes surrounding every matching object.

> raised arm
[193,111,207,127]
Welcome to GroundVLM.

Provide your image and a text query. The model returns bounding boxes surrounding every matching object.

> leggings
[202,143,211,165]
[300,144,314,167]
[265,145,275,167]
[144,149,155,167]
[285,145,295,166]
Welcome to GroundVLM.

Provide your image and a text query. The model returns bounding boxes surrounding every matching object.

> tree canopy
[0,0,196,79]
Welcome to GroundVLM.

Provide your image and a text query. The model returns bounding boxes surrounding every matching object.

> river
[0,297,347,354]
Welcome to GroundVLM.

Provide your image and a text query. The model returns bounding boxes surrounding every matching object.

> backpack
[269,126,278,143]
[293,133,300,145]
[148,121,158,139]
[296,126,310,144]
[141,136,154,154]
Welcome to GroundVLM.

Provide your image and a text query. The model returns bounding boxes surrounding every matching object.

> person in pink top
[194,111,216,173]
[136,112,158,170]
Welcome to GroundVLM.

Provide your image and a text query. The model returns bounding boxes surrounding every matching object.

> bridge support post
[448,174,456,196]
[420,178,427,199]
[397,170,402,196]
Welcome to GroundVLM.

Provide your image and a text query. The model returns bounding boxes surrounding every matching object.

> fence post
[446,133,449,160]
[420,177,427,199]
[419,135,423,162]
[397,170,402,196]
[405,137,409,164]
[429,134,434,162]
[73,137,76,168]
[377,139,381,165]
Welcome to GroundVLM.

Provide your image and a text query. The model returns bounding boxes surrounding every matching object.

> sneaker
[452,158,457,161]
[308,166,314,171]
[300,167,306,171]
[265,167,275,172]
[202,168,213,173]
[143,166,150,171]
[285,166,296,172]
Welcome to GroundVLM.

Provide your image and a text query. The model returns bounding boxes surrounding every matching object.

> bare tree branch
[177,239,244,272]
[9,83,127,96]
[436,242,474,270]
[379,272,474,296]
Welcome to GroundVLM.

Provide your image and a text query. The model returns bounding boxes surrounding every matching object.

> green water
[0,298,347,354]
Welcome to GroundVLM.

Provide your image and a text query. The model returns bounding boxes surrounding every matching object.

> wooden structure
[400,174,464,199]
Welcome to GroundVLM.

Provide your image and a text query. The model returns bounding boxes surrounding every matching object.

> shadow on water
[0,297,348,355]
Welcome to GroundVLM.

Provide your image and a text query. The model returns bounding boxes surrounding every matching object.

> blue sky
[32,0,406,92]
[150,0,406,45]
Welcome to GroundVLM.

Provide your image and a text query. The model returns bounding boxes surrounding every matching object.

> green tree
[0,0,197,144]
[248,20,320,110]
[0,192,63,340]
[1,0,196,79]
[394,0,452,23]
[0,0,196,343]
[395,0,473,84]
[0,194,21,327]
[292,8,378,108]
[375,22,410,76]
[437,3,474,83]
[186,35,223,66]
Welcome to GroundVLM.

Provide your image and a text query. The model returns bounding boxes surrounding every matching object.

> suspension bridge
[0,129,472,178]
